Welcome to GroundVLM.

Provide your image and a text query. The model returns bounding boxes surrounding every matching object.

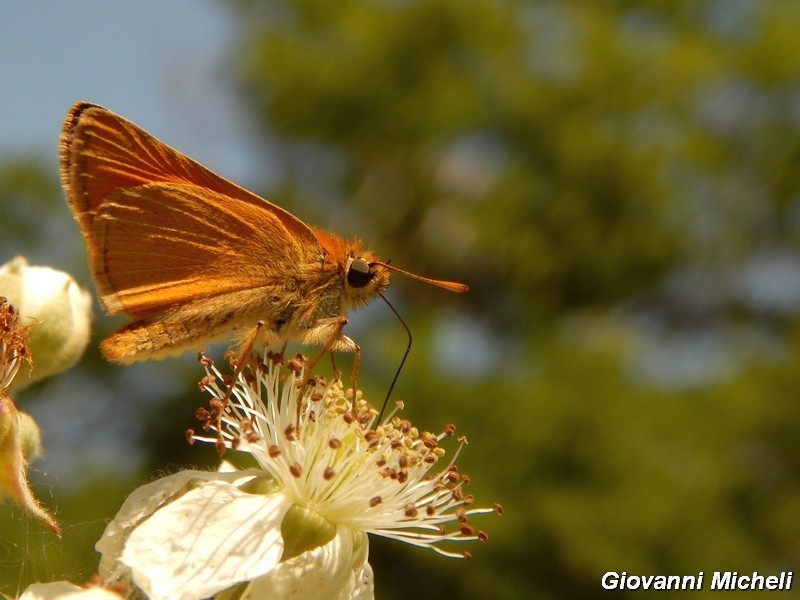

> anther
[287,354,304,372]
[197,351,213,367]
[266,350,284,365]
[422,438,438,450]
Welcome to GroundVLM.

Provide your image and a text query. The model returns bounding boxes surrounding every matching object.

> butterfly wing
[60,102,322,317]
[94,182,312,317]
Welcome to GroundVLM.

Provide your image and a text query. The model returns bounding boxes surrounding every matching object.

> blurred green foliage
[4,0,800,598]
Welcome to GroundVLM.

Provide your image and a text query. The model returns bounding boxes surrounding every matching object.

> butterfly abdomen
[101,319,203,363]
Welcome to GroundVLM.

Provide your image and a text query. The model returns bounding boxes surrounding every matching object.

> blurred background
[3,1,800,598]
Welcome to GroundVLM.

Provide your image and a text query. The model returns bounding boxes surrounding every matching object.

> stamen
[189,349,497,558]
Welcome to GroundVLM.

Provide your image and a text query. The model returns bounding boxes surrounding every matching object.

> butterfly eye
[347,258,373,288]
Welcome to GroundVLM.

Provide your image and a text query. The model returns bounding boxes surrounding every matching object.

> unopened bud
[0,256,92,390]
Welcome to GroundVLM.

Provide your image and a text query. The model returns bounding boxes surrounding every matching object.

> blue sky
[0,1,265,185]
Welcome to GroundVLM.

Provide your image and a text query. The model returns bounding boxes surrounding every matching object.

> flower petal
[242,527,371,600]
[19,581,122,599]
[120,480,291,600]
[351,561,375,600]
[97,469,263,581]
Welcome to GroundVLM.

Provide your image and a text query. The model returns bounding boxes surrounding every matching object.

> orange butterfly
[60,102,467,366]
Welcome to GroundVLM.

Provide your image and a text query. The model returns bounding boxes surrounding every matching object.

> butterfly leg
[298,316,359,426]
[212,322,264,453]
[351,343,361,413]
[328,350,340,380]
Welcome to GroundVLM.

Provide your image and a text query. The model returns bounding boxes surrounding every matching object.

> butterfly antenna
[371,261,469,293]
[378,293,412,423]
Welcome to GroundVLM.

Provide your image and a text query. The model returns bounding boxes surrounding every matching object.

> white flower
[96,352,498,599]
[19,581,124,599]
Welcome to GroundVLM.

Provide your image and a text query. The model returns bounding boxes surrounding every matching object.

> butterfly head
[313,228,467,314]
[343,250,391,309]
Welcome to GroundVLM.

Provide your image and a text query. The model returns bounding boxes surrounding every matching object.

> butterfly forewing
[60,102,318,246]
[60,102,323,318]
[96,183,312,317]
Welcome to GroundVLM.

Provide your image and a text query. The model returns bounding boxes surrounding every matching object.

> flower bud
[16,410,43,462]
[0,395,59,535]
[0,256,92,390]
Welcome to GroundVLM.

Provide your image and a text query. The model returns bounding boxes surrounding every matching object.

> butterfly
[60,102,467,367]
